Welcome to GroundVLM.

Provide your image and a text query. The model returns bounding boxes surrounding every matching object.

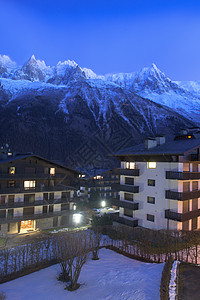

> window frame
[147,196,155,204]
[147,214,155,222]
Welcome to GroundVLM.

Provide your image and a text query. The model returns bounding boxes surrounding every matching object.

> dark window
[192,181,198,191]
[49,205,54,213]
[183,200,189,213]
[1,196,6,205]
[23,207,34,216]
[61,203,70,211]
[0,210,6,218]
[49,180,54,187]
[125,177,134,185]
[147,214,154,222]
[49,193,54,200]
[8,180,15,188]
[183,182,190,192]
[124,208,133,217]
[148,179,155,186]
[43,206,48,214]
[147,196,155,204]
[124,193,133,201]
[192,217,197,230]
[43,193,48,201]
[24,194,35,204]
[62,192,70,200]
[192,198,198,210]
[8,195,15,204]
[7,209,14,219]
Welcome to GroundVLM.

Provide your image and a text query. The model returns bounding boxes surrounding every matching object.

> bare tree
[54,231,91,291]
[90,227,102,260]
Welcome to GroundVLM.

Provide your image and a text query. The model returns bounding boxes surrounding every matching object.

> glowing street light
[101,200,106,208]
[73,213,82,224]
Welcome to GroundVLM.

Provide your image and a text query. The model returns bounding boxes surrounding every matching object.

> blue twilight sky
[1,0,200,80]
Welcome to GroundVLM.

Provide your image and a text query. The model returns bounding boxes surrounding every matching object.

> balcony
[120,169,140,176]
[166,171,200,180]
[0,210,72,224]
[165,209,200,222]
[0,197,72,209]
[0,185,76,195]
[110,213,138,227]
[165,190,200,200]
[115,200,139,210]
[117,184,139,193]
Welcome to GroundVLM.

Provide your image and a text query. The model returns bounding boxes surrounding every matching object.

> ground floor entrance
[20,220,35,234]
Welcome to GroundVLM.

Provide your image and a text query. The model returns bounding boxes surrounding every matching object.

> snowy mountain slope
[0,75,194,169]
[105,64,200,124]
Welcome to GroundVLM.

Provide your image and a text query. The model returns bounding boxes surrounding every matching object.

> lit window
[50,168,55,175]
[24,181,35,189]
[9,167,15,175]
[125,162,135,169]
[147,162,156,169]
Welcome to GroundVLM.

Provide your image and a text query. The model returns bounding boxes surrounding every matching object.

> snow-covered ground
[0,249,164,300]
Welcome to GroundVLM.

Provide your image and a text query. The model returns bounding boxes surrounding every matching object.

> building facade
[0,151,79,236]
[115,130,200,231]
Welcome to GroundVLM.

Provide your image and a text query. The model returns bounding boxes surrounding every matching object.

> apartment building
[115,129,200,231]
[0,150,79,235]
[87,169,120,204]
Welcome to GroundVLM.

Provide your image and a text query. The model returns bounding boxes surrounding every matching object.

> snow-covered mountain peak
[0,55,17,77]
[82,67,97,79]
[0,55,16,69]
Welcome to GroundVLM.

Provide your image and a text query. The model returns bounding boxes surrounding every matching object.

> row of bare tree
[0,228,103,290]
[105,225,200,264]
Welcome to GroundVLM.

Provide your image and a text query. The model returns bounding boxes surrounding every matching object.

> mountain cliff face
[0,55,198,171]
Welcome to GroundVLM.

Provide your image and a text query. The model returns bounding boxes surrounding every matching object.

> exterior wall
[35,193,43,201]
[8,222,18,234]
[54,204,61,212]
[120,161,180,230]
[35,217,54,230]
[34,206,43,214]
[14,208,23,217]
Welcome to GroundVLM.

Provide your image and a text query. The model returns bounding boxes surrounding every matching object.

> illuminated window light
[147,162,156,169]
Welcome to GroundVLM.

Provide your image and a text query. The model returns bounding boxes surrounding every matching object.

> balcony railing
[120,169,140,176]
[110,213,138,227]
[0,185,76,195]
[165,209,200,222]
[165,190,200,200]
[166,171,200,180]
[115,200,139,210]
[0,197,72,209]
[113,184,139,193]
[0,210,72,224]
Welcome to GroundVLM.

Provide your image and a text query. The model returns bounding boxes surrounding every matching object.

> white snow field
[0,249,164,300]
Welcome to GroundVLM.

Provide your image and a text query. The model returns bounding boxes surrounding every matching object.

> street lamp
[101,200,106,208]
[73,213,82,224]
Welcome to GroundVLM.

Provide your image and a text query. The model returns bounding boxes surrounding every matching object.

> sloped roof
[116,134,200,156]
[0,154,79,174]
